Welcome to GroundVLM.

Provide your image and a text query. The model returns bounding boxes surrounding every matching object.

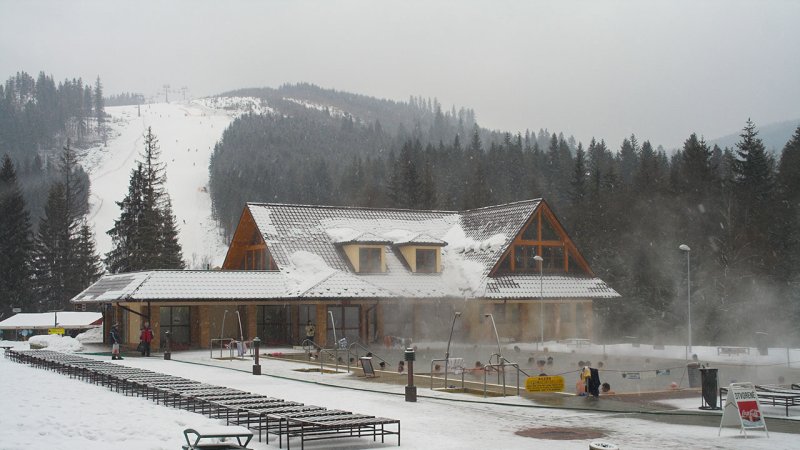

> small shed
[0,312,103,339]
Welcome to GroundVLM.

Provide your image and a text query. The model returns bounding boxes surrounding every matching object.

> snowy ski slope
[83,98,263,268]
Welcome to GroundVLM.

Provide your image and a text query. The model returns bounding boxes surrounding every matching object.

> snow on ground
[75,326,103,344]
[27,334,83,352]
[283,97,349,119]
[2,341,797,450]
[83,98,258,268]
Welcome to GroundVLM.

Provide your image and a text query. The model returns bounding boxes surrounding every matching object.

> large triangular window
[493,203,591,276]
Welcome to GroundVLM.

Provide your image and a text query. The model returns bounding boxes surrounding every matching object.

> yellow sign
[48,328,65,335]
[525,375,565,392]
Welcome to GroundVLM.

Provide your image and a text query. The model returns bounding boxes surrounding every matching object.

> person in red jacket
[140,322,154,357]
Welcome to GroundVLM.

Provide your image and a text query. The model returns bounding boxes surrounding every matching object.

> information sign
[525,375,565,392]
[719,382,769,438]
[48,327,65,335]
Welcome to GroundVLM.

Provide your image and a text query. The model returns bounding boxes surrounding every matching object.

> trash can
[699,367,719,410]
[755,331,768,355]
[687,362,701,388]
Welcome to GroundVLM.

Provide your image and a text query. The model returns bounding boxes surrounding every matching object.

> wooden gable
[222,206,277,270]
[489,200,593,277]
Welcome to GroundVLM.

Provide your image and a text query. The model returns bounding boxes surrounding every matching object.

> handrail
[301,339,340,373]
[346,342,388,373]
[483,354,522,398]
[210,338,235,359]
[430,357,465,391]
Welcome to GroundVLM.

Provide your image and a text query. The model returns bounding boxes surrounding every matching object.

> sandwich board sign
[360,357,376,378]
[719,382,768,438]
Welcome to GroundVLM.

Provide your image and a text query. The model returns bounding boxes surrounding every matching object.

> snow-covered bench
[182,425,253,449]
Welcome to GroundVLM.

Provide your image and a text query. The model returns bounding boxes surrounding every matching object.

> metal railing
[483,353,527,398]
[346,342,388,373]
[429,357,466,391]
[210,338,235,359]
[301,339,341,373]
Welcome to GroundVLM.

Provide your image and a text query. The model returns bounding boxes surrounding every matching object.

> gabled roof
[74,199,620,304]
[393,233,447,246]
[245,200,540,276]
[237,199,619,299]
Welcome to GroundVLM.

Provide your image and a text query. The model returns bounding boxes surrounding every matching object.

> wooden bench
[182,426,253,450]
[717,346,750,356]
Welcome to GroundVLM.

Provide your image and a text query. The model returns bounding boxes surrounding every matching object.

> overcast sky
[2,0,798,149]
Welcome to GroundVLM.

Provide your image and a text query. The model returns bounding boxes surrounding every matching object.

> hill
[710,118,800,153]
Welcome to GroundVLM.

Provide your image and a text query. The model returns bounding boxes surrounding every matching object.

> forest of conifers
[210,84,800,345]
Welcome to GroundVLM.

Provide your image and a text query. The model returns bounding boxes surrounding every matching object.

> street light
[445,312,461,362]
[484,314,502,358]
[533,255,544,349]
[679,244,691,358]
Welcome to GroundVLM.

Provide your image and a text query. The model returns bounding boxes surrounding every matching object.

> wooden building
[71,199,619,350]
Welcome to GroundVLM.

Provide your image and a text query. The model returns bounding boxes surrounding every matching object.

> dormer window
[392,234,446,273]
[359,247,383,273]
[416,249,437,273]
[330,232,391,273]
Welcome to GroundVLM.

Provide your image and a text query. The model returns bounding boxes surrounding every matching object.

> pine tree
[463,126,492,209]
[0,155,34,316]
[569,143,587,204]
[94,76,105,136]
[33,182,71,311]
[156,198,184,269]
[105,128,184,272]
[733,119,776,272]
[775,126,800,282]
[31,142,101,311]
[74,222,103,289]
[105,164,146,273]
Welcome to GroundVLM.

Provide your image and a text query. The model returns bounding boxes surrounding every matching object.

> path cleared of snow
[84,99,260,268]
[2,341,796,450]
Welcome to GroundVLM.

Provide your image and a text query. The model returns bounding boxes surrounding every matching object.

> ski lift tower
[163,84,170,103]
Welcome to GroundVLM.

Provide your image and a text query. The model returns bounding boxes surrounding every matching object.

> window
[160,306,190,346]
[359,247,382,273]
[522,220,537,241]
[327,305,361,345]
[513,245,538,272]
[257,305,291,345]
[243,247,276,270]
[416,249,437,273]
[542,246,564,273]
[541,217,559,241]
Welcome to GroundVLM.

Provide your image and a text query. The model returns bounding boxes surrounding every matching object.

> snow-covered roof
[0,312,103,330]
[71,270,288,303]
[244,200,618,300]
[73,199,620,304]
[485,275,620,299]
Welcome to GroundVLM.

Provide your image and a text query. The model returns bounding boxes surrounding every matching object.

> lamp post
[328,310,338,372]
[679,244,691,358]
[252,337,261,375]
[484,313,501,358]
[533,255,544,349]
[444,311,461,383]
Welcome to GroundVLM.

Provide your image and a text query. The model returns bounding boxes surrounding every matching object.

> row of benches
[719,384,800,417]
[6,349,401,449]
